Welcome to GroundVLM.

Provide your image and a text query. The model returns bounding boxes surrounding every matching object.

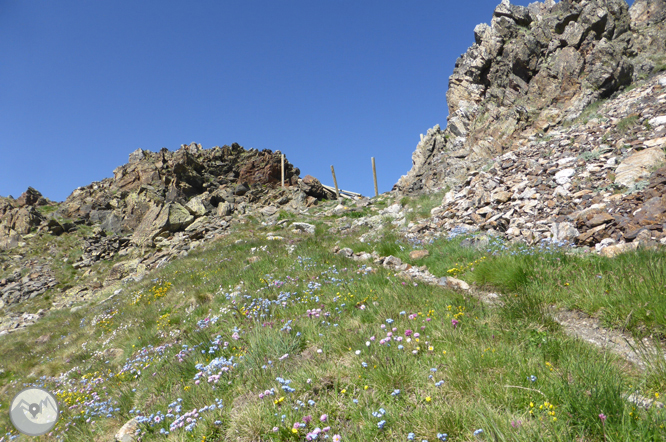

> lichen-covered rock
[130,202,194,247]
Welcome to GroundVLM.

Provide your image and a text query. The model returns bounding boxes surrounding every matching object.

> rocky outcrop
[0,189,53,250]
[395,0,666,195]
[57,142,301,223]
[403,71,666,250]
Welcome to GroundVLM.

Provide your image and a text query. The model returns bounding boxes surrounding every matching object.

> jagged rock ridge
[396,0,666,194]
[0,142,336,315]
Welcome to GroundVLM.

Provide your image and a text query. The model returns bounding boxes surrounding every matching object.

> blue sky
[0,0,634,202]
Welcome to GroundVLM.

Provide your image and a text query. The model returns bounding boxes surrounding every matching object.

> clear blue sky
[0,0,634,202]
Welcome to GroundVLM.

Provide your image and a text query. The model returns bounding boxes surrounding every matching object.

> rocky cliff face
[392,0,666,252]
[395,0,666,194]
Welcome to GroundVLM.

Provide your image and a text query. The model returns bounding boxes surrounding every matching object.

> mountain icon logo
[9,387,60,436]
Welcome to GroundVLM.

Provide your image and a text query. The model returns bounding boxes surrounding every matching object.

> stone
[130,202,194,246]
[595,238,616,252]
[383,255,403,268]
[586,212,614,228]
[439,277,470,291]
[261,206,278,217]
[217,202,234,217]
[234,183,250,196]
[644,137,666,149]
[555,169,576,185]
[46,219,65,235]
[409,250,430,260]
[291,222,315,235]
[600,242,639,258]
[491,190,512,203]
[185,196,207,217]
[299,175,329,199]
[551,222,579,242]
[648,116,666,127]
[338,247,354,258]
[101,211,124,234]
[615,147,666,188]
[115,418,139,442]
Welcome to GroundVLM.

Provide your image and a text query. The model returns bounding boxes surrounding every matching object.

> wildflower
[333,435,341,442]
[425,396,431,402]
[529,375,537,382]
[391,389,401,397]
[303,415,312,424]
[474,429,483,436]
[452,319,459,329]
[408,433,415,440]
[437,433,448,441]
[377,420,386,429]
[355,350,361,355]
[405,330,413,337]
[599,413,606,424]
[320,414,328,422]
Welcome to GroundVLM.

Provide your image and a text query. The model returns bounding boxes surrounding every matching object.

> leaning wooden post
[281,154,285,188]
[330,165,340,199]
[372,157,378,197]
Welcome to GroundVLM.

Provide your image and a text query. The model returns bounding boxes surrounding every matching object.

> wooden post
[330,165,340,200]
[372,157,378,197]
[281,154,284,188]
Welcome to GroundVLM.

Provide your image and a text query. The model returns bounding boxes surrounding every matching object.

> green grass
[565,98,608,127]
[0,201,664,441]
[404,189,449,223]
[616,115,640,133]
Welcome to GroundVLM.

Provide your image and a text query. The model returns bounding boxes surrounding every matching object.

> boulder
[291,222,316,234]
[261,206,278,217]
[615,147,666,188]
[299,175,328,199]
[101,211,124,234]
[217,202,234,217]
[115,418,139,442]
[551,222,580,242]
[0,230,20,250]
[185,196,207,216]
[234,183,250,196]
[600,242,639,258]
[131,202,194,246]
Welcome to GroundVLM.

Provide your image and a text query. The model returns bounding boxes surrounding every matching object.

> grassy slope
[0,196,664,442]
